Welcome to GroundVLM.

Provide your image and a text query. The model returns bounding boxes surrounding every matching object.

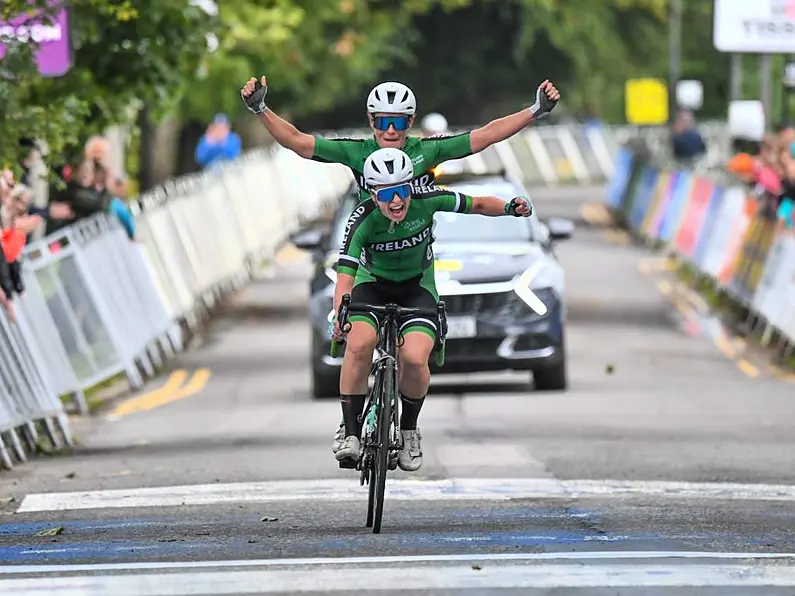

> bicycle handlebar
[329,293,447,362]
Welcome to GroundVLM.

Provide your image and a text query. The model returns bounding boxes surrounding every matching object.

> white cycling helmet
[421,112,448,134]
[363,148,414,188]
[366,82,416,115]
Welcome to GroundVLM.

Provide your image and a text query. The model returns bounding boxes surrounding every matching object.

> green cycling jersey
[336,186,474,287]
[312,134,472,202]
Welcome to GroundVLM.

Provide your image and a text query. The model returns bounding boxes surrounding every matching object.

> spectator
[2,185,43,236]
[672,110,707,164]
[779,124,795,152]
[46,160,110,235]
[17,138,39,187]
[108,171,136,240]
[195,113,241,169]
[0,184,40,301]
[85,135,110,166]
[7,183,73,243]
[778,195,794,232]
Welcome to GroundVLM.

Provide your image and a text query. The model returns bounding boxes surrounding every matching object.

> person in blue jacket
[194,113,241,169]
[107,172,136,241]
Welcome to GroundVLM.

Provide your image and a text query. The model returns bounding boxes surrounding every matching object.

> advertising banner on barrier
[643,171,675,239]
[752,234,789,327]
[630,166,660,230]
[782,241,795,342]
[728,210,777,303]
[700,186,747,279]
[718,194,757,287]
[692,185,725,270]
[647,171,678,239]
[674,176,714,258]
[658,171,693,243]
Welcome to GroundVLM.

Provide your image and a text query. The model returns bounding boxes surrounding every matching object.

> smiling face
[370,182,413,223]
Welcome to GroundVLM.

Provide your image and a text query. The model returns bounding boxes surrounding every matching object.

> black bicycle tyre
[365,381,381,528]
[372,359,395,534]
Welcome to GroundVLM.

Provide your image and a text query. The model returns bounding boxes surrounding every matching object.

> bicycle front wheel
[371,359,396,534]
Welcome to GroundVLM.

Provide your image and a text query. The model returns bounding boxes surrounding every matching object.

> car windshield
[431,179,533,243]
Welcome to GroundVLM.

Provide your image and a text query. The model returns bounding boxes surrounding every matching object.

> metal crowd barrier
[606,146,795,360]
[0,145,351,470]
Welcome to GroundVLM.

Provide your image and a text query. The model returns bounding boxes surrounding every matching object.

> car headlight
[512,263,563,315]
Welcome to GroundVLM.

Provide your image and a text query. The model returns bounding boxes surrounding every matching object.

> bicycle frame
[331,293,446,533]
[360,304,402,473]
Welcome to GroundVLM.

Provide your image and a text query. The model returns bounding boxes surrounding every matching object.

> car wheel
[533,359,568,391]
[312,368,340,399]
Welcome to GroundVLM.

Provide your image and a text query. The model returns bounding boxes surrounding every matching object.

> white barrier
[0,145,351,470]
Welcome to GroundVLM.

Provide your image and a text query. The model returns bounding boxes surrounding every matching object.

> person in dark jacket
[672,110,707,164]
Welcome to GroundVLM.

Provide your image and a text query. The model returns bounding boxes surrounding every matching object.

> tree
[0,0,216,178]
[179,0,482,126]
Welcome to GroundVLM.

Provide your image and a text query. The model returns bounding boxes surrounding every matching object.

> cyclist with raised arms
[330,147,532,471]
[239,76,560,198]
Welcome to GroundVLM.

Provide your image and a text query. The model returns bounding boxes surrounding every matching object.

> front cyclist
[331,147,532,472]
[239,77,560,199]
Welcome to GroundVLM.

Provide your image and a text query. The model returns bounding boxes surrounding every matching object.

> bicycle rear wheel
[371,358,396,534]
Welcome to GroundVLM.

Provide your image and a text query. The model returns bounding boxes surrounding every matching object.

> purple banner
[0,3,71,77]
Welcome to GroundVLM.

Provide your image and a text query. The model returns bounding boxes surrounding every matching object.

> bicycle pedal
[338,459,358,469]
[388,455,398,471]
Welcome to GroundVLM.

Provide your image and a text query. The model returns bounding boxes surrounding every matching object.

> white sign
[676,80,703,110]
[714,0,795,53]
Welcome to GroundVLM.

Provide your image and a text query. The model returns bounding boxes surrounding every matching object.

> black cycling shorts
[349,275,439,341]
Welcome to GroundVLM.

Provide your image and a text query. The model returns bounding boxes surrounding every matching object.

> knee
[399,344,432,373]
[345,331,377,362]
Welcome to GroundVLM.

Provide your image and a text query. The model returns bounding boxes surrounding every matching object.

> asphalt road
[2,186,795,594]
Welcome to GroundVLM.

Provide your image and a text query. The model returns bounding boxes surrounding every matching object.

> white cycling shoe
[332,422,345,453]
[335,435,361,464]
[398,428,423,472]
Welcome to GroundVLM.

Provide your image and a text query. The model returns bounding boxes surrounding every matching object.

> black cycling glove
[504,196,533,217]
[529,83,558,119]
[243,79,268,115]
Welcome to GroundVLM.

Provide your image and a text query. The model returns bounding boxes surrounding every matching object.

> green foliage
[0,0,216,175]
[0,0,740,178]
[181,0,469,124]
[299,0,734,128]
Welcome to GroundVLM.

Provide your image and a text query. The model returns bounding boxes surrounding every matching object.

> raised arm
[418,187,532,218]
[469,80,560,153]
[240,76,316,159]
[470,195,532,217]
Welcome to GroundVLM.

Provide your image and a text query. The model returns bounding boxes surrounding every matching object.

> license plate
[445,316,477,339]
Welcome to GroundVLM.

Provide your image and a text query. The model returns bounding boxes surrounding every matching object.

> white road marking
[18,477,795,512]
[4,562,795,593]
[2,551,795,575]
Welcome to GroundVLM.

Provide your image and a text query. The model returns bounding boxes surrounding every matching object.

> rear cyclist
[331,147,532,472]
[240,77,560,198]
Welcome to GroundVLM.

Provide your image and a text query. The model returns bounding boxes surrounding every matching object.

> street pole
[668,0,682,126]
[730,54,742,102]
[760,54,773,130]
